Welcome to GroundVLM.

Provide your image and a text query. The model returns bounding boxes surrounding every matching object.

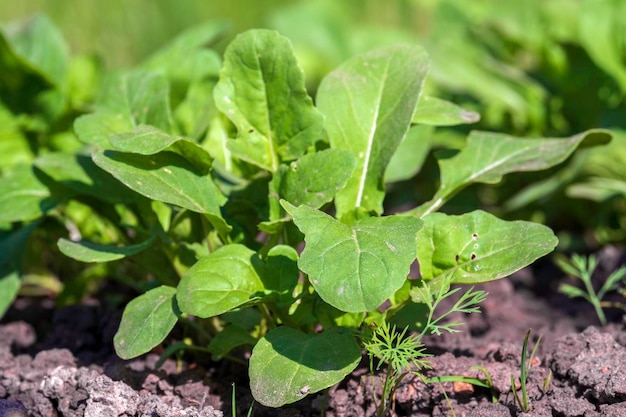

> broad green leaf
[177,244,265,318]
[0,222,39,318]
[74,70,173,146]
[283,202,422,312]
[92,150,228,234]
[0,164,61,223]
[415,210,557,295]
[412,96,480,126]
[214,29,324,172]
[4,14,69,88]
[269,149,356,220]
[317,44,429,216]
[579,0,626,91]
[114,285,179,359]
[385,125,433,183]
[34,153,138,204]
[263,245,299,304]
[249,326,361,407]
[413,129,612,217]
[0,28,51,112]
[73,112,135,147]
[109,125,213,174]
[57,236,155,263]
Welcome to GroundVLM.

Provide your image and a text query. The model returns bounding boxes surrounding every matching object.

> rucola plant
[0,24,611,408]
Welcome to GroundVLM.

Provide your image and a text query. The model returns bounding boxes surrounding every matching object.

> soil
[1,246,626,417]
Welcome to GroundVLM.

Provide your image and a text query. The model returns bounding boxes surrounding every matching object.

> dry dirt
[1,246,626,417]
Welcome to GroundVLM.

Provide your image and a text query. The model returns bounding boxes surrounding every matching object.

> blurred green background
[0,0,431,68]
[2,0,624,135]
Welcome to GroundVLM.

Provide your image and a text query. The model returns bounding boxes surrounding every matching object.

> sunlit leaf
[249,326,360,407]
[283,202,422,312]
[214,29,323,171]
[177,244,265,318]
[317,44,429,216]
[114,286,179,359]
[412,129,612,217]
[414,210,557,297]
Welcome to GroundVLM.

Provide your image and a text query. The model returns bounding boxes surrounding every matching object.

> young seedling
[556,253,626,325]
[360,279,489,416]
[510,329,542,413]
[359,320,431,417]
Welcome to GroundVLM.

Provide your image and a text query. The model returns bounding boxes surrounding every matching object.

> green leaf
[263,245,299,304]
[74,70,173,146]
[114,285,179,359]
[283,202,422,313]
[413,129,612,217]
[270,149,356,219]
[317,44,429,216]
[207,324,256,360]
[249,326,361,407]
[385,125,433,183]
[92,150,228,233]
[0,164,61,223]
[3,14,69,87]
[412,96,480,126]
[415,210,557,292]
[214,29,324,171]
[579,0,626,91]
[34,153,138,204]
[0,222,39,318]
[141,21,226,82]
[176,244,265,318]
[57,236,155,263]
[109,125,213,174]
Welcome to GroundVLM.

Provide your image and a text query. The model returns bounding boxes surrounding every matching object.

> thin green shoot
[542,369,552,395]
[426,365,498,403]
[511,329,541,412]
[437,381,457,417]
[556,253,626,325]
[231,383,254,417]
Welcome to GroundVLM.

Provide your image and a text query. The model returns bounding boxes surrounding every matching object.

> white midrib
[355,61,389,208]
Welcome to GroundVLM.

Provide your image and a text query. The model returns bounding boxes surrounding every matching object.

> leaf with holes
[414,210,557,298]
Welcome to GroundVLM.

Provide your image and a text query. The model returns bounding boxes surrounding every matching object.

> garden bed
[2,248,625,417]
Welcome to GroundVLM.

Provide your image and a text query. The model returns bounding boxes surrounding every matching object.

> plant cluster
[0,14,614,410]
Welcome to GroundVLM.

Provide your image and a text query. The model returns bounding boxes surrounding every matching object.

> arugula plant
[0,23,612,408]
